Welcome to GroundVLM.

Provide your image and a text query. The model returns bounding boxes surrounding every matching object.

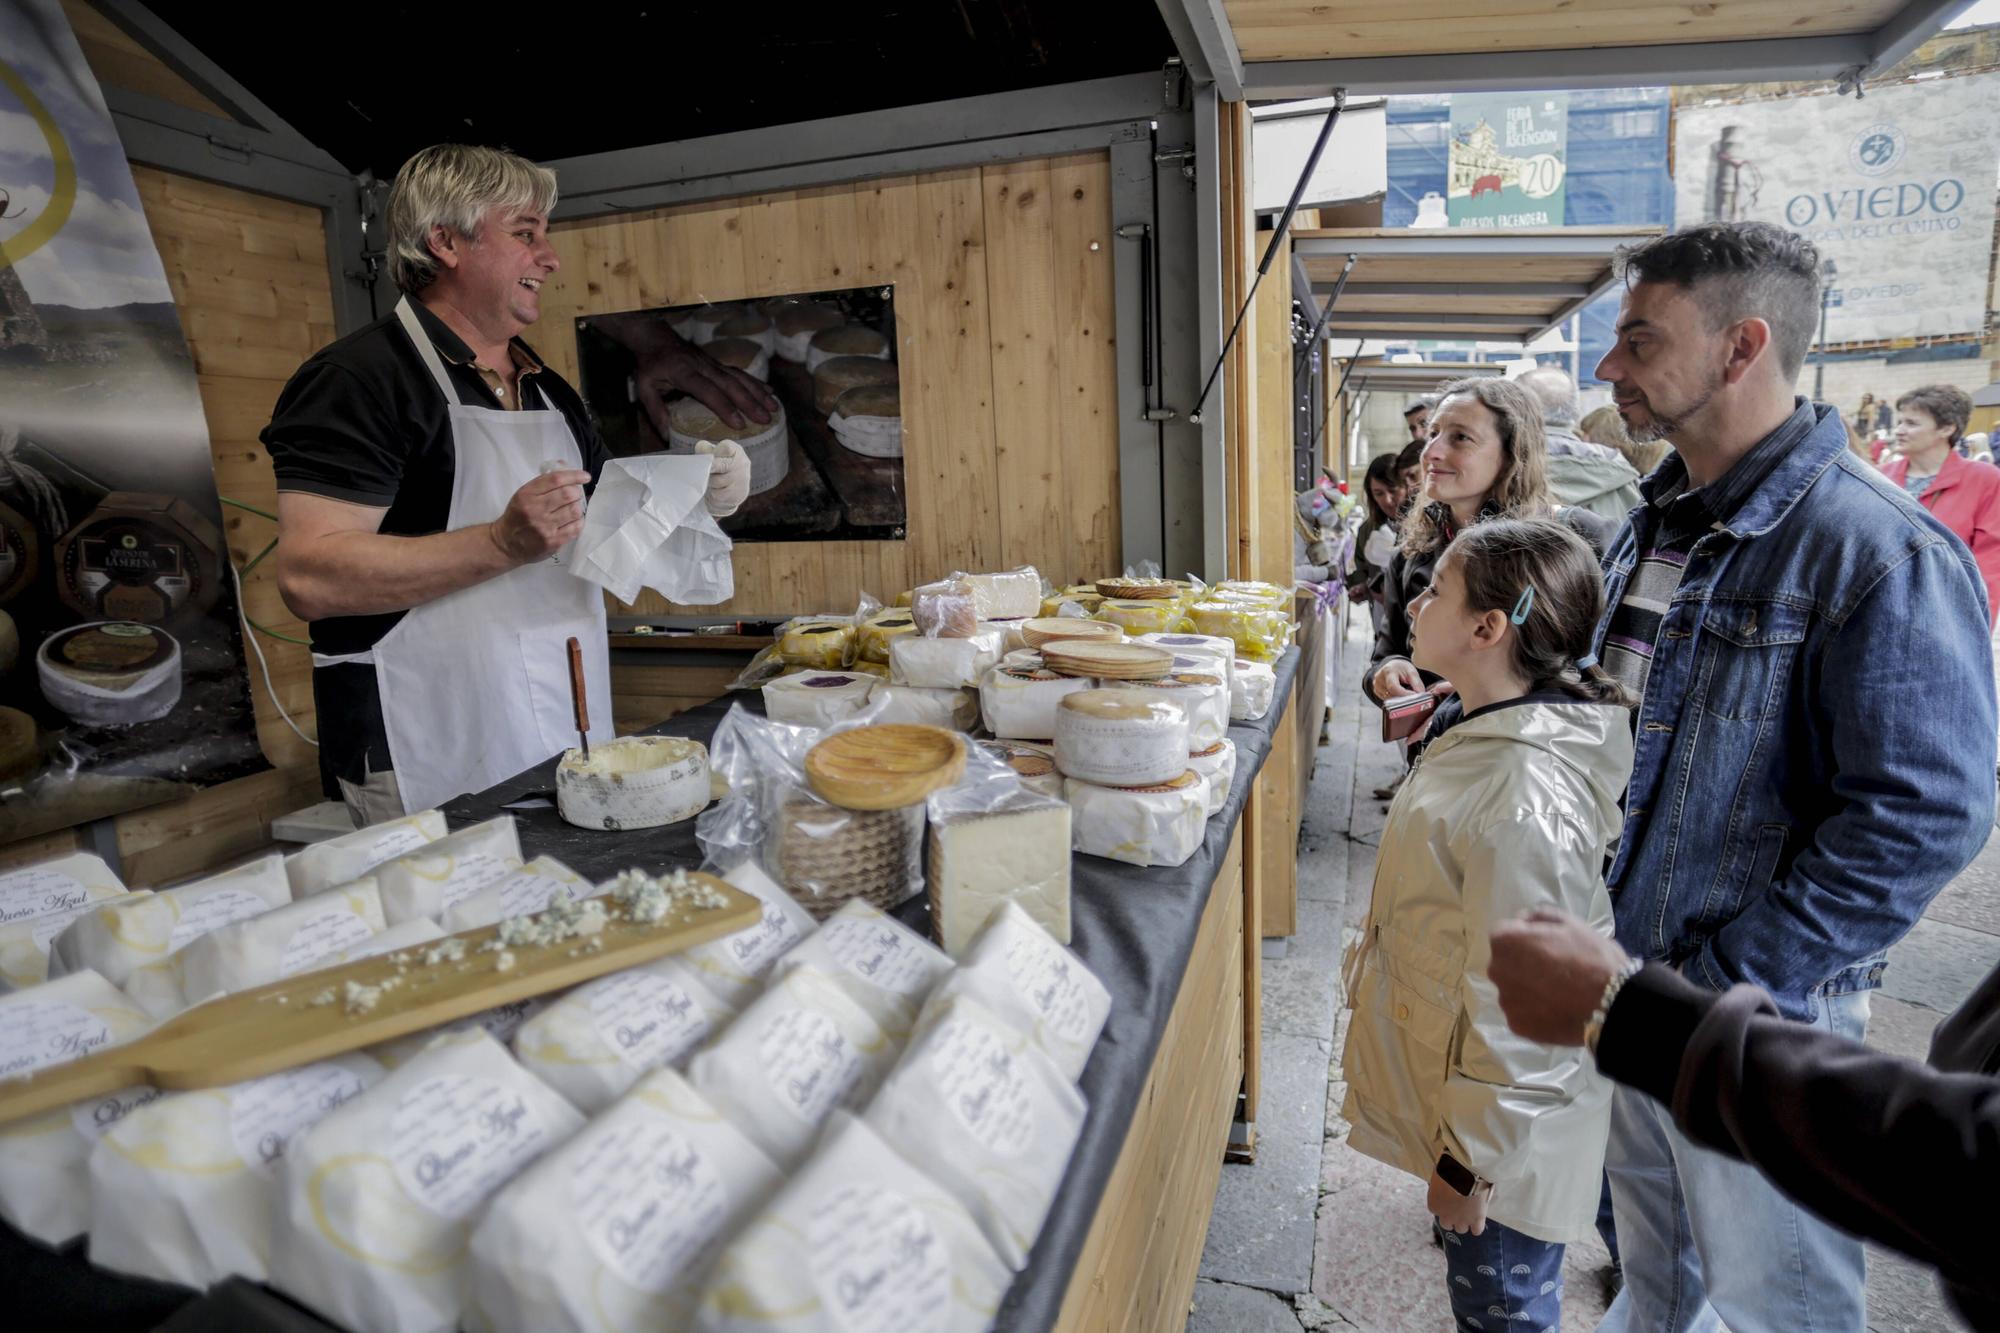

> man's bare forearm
[278,522,520,621]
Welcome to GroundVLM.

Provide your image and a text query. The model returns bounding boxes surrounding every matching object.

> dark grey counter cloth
[0,650,1300,1332]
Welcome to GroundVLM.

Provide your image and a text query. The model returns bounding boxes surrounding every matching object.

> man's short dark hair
[1616,222,1823,381]
[1896,384,1973,445]
[1403,397,1432,419]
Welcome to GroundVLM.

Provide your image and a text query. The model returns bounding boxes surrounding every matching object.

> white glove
[695,439,751,517]
[1363,524,1398,570]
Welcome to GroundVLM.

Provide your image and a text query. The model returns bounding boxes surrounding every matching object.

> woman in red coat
[1883,384,2000,624]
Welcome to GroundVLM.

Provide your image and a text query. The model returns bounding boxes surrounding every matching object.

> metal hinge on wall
[1156,147,1195,184]
[1162,57,1189,111]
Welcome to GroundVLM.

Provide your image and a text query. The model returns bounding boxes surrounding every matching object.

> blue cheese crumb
[496,951,516,972]
[343,979,383,1015]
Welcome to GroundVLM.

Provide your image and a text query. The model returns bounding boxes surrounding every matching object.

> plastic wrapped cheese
[269,1030,583,1333]
[1230,657,1278,721]
[0,969,154,1244]
[772,899,952,1038]
[1188,739,1238,817]
[437,855,593,933]
[1093,597,1183,635]
[48,852,291,1016]
[976,740,1066,802]
[910,578,977,638]
[961,567,1042,621]
[286,809,448,899]
[920,903,1110,1080]
[87,1053,386,1287]
[1190,599,1289,662]
[1053,689,1189,787]
[176,879,388,1004]
[683,964,899,1169]
[773,793,925,919]
[763,670,879,727]
[778,618,856,670]
[465,1069,782,1333]
[369,992,554,1071]
[979,664,1092,741]
[868,683,978,731]
[1121,671,1230,750]
[511,956,738,1114]
[928,787,1071,956]
[889,628,1001,689]
[1067,772,1207,868]
[0,852,132,990]
[678,860,816,1008]
[373,817,523,926]
[855,609,918,665]
[693,1111,1010,1333]
[865,993,1086,1270]
[1136,631,1236,693]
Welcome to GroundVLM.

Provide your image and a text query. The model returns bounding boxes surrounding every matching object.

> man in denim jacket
[1589,222,1996,1333]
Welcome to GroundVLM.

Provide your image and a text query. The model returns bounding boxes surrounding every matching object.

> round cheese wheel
[36,622,182,726]
[556,736,711,831]
[1053,689,1189,787]
[0,706,37,782]
[806,324,890,374]
[706,336,771,382]
[813,356,899,416]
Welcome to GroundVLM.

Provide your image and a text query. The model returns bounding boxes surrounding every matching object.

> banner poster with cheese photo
[0,0,268,843]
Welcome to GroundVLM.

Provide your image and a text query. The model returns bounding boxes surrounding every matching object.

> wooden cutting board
[0,873,759,1128]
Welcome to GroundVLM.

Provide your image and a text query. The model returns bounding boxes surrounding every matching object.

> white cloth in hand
[1363,524,1399,571]
[569,454,734,605]
[696,438,752,517]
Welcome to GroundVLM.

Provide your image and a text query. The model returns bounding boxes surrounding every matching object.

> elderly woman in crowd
[1880,384,2000,623]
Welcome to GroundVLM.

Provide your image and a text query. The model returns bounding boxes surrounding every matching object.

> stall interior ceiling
[151,1,1181,177]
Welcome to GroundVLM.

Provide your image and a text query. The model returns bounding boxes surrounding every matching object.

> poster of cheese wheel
[0,0,268,842]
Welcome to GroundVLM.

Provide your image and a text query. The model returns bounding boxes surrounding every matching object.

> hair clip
[1510,585,1536,625]
[1576,652,1599,671]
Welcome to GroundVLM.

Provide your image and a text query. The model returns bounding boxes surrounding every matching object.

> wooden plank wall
[532,153,1122,616]
[2,16,334,881]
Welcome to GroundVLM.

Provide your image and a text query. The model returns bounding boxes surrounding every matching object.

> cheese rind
[1188,739,1239,817]
[960,567,1042,620]
[927,790,1072,955]
[557,736,711,831]
[1053,689,1189,787]
[1230,657,1278,720]
[1065,773,1206,868]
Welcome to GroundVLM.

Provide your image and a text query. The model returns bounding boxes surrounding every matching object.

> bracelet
[1583,957,1643,1055]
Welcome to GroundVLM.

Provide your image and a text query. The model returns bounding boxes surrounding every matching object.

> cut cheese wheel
[762,671,877,728]
[928,789,1071,956]
[813,355,899,415]
[1230,657,1278,721]
[557,735,711,831]
[805,324,890,373]
[1121,671,1230,750]
[1065,771,1207,868]
[961,569,1042,621]
[805,724,966,810]
[889,628,1001,689]
[1053,689,1189,787]
[1187,740,1238,817]
[978,665,1092,742]
[911,579,977,638]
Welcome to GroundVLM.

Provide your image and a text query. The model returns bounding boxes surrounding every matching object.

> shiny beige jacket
[1340,697,1633,1243]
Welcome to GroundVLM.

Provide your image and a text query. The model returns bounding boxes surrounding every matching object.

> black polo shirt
[262,299,609,793]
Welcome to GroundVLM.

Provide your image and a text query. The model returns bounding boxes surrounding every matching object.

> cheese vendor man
[265,145,766,824]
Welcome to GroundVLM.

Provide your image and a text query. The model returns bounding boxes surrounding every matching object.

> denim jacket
[1594,401,1997,1021]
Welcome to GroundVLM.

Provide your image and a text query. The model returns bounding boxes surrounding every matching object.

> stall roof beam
[1333,281,1596,301]
[1223,0,1972,98]
[1324,312,1540,330]
[1153,0,1248,99]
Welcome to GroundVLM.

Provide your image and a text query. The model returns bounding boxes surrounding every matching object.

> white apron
[314,298,613,813]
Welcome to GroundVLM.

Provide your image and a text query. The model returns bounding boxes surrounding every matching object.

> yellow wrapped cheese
[1189,599,1290,661]
[778,619,856,669]
[1093,598,1184,636]
[856,610,919,665]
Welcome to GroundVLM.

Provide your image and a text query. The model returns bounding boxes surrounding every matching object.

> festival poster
[1447,92,1569,229]
[0,0,268,843]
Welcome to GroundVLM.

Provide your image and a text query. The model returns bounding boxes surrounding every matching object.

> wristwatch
[1435,1152,1488,1197]
[1584,956,1645,1055]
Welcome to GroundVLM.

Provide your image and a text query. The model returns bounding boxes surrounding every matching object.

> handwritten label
[228,1062,372,1177]
[169,888,277,952]
[574,1116,727,1292]
[0,999,114,1077]
[437,852,516,911]
[69,1086,165,1142]
[279,904,376,976]
[699,901,804,980]
[757,1008,861,1125]
[588,972,714,1071]
[807,1185,950,1333]
[1003,929,1093,1045]
[0,869,92,928]
[928,1019,1034,1157]
[361,824,432,866]
[390,1074,548,1218]
[818,915,945,999]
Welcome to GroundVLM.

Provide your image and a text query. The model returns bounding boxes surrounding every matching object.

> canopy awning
[1339,360,1505,398]
[1294,226,1662,344]
[1155,0,1973,98]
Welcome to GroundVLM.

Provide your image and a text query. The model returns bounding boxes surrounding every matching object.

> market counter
[1,651,1298,1333]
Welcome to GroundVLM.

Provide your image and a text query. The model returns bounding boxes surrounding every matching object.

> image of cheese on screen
[812,354,898,416]
[867,683,978,731]
[373,817,522,926]
[864,993,1086,1271]
[1230,657,1277,720]
[85,1052,386,1288]
[684,965,898,1169]
[772,301,845,362]
[511,958,737,1114]
[1054,689,1189,787]
[1123,671,1230,750]
[268,1029,583,1333]
[889,628,1002,689]
[48,852,289,998]
[678,860,815,1007]
[926,903,1110,1081]
[437,855,592,933]
[828,384,903,459]
[692,1111,1009,1333]
[1066,771,1206,869]
[764,670,877,728]
[961,567,1041,621]
[928,789,1072,957]
[1188,739,1238,817]
[714,308,776,354]
[706,335,772,382]
[464,1069,781,1333]
[0,969,154,1245]
[979,663,1090,741]
[774,899,952,1036]
[175,878,386,1003]
[286,809,448,899]
[805,322,889,373]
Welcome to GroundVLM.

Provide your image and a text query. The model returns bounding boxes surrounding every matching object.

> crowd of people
[1314,221,2000,1331]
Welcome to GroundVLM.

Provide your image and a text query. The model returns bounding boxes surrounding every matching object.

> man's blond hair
[386,144,558,294]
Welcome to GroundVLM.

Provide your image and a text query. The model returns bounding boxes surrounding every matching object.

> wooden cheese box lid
[1041,640,1174,681]
[805,723,968,810]
[1020,617,1124,649]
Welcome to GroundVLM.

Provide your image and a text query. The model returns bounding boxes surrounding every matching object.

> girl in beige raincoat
[1341,517,1634,1331]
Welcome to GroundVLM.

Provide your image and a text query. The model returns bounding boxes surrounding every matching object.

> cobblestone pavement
[1187,616,1992,1332]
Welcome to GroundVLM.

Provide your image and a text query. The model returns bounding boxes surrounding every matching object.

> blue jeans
[1442,1218,1565,1332]
[1597,988,1871,1333]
